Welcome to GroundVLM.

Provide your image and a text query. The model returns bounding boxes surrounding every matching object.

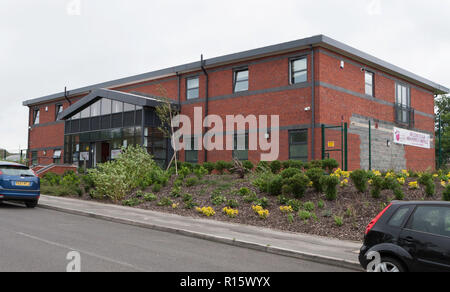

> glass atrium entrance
[59,89,177,169]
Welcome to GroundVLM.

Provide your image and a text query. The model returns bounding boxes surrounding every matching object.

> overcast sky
[0,0,449,152]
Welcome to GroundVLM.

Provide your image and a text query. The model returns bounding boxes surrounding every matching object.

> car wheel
[378,257,406,272]
[25,200,38,208]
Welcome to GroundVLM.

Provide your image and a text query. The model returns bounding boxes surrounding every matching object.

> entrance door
[101,142,110,163]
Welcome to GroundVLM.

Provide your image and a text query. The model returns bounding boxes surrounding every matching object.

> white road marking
[16,231,147,272]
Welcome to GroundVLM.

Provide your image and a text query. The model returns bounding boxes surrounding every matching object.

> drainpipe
[310,46,315,160]
[201,55,209,162]
[176,72,181,107]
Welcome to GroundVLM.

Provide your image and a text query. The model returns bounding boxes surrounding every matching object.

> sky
[0,0,449,152]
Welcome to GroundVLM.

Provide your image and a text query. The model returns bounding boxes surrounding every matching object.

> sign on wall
[393,127,430,149]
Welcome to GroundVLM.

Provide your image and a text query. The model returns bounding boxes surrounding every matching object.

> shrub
[418,173,433,185]
[122,198,142,207]
[350,170,369,193]
[182,193,193,202]
[215,161,228,174]
[281,184,293,196]
[306,168,325,192]
[237,187,251,196]
[201,162,214,174]
[211,194,227,206]
[277,195,289,205]
[425,182,436,197]
[242,161,254,172]
[281,161,291,169]
[193,167,208,179]
[371,176,384,199]
[289,160,304,169]
[280,167,302,179]
[152,183,162,193]
[143,193,157,202]
[303,201,315,212]
[287,199,302,212]
[334,216,344,227]
[185,177,199,187]
[443,185,450,201]
[320,175,340,201]
[255,197,270,208]
[226,199,239,208]
[270,160,282,174]
[252,171,275,193]
[322,158,339,174]
[317,200,325,209]
[285,173,310,198]
[42,172,62,186]
[298,210,312,221]
[393,187,404,200]
[256,161,270,172]
[267,175,284,196]
[157,197,173,207]
[243,192,258,204]
[88,145,162,202]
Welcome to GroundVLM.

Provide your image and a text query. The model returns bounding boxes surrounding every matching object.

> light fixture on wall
[304,106,311,112]
[340,61,345,69]
[387,140,391,147]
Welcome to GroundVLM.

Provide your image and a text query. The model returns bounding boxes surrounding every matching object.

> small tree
[155,85,180,175]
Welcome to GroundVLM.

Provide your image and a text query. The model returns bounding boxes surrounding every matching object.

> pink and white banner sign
[393,127,431,149]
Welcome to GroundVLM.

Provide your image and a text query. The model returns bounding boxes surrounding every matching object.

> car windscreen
[0,166,35,177]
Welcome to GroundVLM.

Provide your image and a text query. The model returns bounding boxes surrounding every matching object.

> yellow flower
[253,205,269,219]
[196,206,216,217]
[341,179,349,187]
[308,181,313,187]
[222,207,238,218]
[368,179,373,185]
[373,170,382,177]
[402,170,410,177]
[280,206,293,213]
[441,181,447,187]
[397,177,405,185]
[409,181,419,189]
[172,203,179,209]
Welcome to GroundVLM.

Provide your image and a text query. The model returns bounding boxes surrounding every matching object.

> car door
[398,205,450,272]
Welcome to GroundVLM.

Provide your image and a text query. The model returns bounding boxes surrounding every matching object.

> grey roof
[23,35,449,106]
[57,89,179,120]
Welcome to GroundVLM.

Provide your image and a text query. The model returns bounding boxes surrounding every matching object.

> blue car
[0,161,40,208]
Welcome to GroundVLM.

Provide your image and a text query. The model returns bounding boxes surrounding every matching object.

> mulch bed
[70,174,447,242]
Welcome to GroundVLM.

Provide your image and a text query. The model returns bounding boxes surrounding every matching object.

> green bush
[152,183,162,193]
[270,161,282,174]
[280,168,302,179]
[267,175,283,196]
[321,159,339,174]
[350,170,369,193]
[211,194,227,206]
[202,162,216,174]
[289,160,304,170]
[226,199,239,208]
[281,184,293,196]
[237,187,251,196]
[122,198,142,207]
[171,186,182,197]
[418,173,433,185]
[252,171,275,193]
[371,176,384,199]
[393,186,404,200]
[306,167,325,192]
[62,171,80,187]
[143,193,157,202]
[215,161,228,174]
[281,161,291,169]
[320,175,340,201]
[303,201,315,212]
[334,216,344,227]
[285,173,310,198]
[287,199,302,212]
[42,172,62,186]
[418,173,435,197]
[443,185,450,201]
[256,161,270,172]
[157,197,173,207]
[298,210,312,221]
[185,177,199,187]
[277,195,289,205]
[243,192,258,203]
[255,197,269,208]
[425,182,435,197]
[88,145,163,202]
[242,161,254,172]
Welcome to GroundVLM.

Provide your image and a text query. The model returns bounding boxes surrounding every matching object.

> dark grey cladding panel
[57,89,178,120]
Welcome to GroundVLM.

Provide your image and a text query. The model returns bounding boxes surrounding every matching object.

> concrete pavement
[38,195,363,271]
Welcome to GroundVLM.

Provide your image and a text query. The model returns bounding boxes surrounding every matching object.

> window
[233,69,249,93]
[31,151,38,165]
[90,100,101,117]
[33,109,40,125]
[289,130,308,161]
[388,206,412,227]
[290,57,307,84]
[233,133,249,161]
[101,98,112,115]
[186,77,200,100]
[185,135,198,163]
[55,104,63,120]
[395,83,413,125]
[80,106,90,119]
[407,206,450,238]
[53,150,62,164]
[112,100,123,113]
[365,71,374,96]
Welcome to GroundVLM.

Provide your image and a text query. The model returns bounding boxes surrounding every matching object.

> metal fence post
[321,124,325,160]
[369,120,372,171]
[344,123,348,171]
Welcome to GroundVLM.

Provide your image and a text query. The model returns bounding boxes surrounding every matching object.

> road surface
[0,202,353,272]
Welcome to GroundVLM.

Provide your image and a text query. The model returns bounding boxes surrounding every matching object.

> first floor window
[395,83,412,125]
[185,135,198,163]
[290,57,307,84]
[289,130,308,161]
[233,69,249,93]
[233,133,249,161]
[365,71,374,96]
[33,109,40,125]
[186,77,200,100]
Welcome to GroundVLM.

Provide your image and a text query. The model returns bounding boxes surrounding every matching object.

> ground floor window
[289,130,308,161]
[31,151,38,166]
[233,133,249,161]
[185,135,199,164]
[53,150,62,164]
[144,127,168,168]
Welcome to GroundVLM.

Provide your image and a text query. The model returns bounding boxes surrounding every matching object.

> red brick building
[23,35,448,174]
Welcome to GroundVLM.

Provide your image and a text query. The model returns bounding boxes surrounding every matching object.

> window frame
[186,76,200,100]
[289,129,308,161]
[233,67,249,93]
[33,108,40,125]
[395,83,412,125]
[185,135,199,164]
[289,56,308,85]
[55,104,63,120]
[232,132,249,161]
[365,70,375,97]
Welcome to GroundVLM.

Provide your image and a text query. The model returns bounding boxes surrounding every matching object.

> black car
[359,201,450,272]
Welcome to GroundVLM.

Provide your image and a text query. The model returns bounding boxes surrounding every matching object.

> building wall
[25,46,437,171]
